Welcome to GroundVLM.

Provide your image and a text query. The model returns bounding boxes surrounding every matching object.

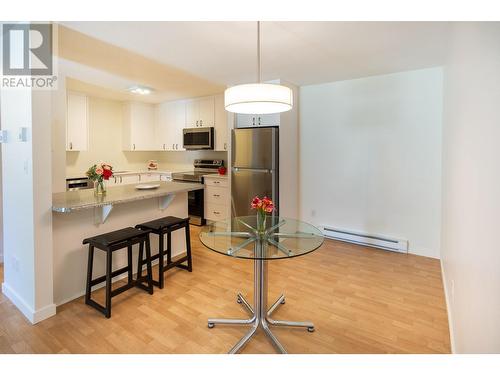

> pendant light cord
[257,21,261,83]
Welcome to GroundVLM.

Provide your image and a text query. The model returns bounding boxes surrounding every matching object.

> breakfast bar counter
[52,181,202,213]
[52,181,202,306]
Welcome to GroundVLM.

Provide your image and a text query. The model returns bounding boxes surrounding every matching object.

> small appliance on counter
[172,159,224,225]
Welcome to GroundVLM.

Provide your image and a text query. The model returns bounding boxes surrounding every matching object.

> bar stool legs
[136,218,193,289]
[85,245,95,306]
[136,237,154,294]
[83,228,154,318]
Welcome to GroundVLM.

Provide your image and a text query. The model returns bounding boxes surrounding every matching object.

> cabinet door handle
[200,120,203,126]
[176,144,178,150]
[258,117,261,125]
[163,144,165,150]
[120,176,123,183]
[252,117,255,126]
[224,143,227,150]
[172,143,175,149]
[213,211,220,215]
[69,142,73,150]
[133,143,136,150]
[213,194,220,197]
[196,120,199,127]
[214,181,220,184]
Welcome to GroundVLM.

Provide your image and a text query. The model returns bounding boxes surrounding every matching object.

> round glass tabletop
[199,215,324,260]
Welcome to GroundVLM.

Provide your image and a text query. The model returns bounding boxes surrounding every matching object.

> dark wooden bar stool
[135,216,192,289]
[83,227,154,318]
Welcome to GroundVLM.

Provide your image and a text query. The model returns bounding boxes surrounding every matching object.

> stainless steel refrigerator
[231,127,279,217]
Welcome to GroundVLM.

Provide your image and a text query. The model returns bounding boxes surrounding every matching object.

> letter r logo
[2,23,53,76]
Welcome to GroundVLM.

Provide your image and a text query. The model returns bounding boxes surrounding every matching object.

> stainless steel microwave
[183,127,214,150]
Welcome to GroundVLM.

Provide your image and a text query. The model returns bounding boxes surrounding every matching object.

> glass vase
[256,210,267,234]
[94,180,106,196]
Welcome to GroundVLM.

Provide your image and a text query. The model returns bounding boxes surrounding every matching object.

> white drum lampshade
[224,83,293,114]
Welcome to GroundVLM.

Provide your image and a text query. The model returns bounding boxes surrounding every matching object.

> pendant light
[224,22,293,114]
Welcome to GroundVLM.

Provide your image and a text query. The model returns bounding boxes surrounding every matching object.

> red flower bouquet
[86,162,114,195]
[251,196,274,232]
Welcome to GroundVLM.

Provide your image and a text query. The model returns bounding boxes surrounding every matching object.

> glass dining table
[199,215,324,354]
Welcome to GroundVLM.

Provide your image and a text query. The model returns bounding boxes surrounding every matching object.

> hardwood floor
[0,226,450,354]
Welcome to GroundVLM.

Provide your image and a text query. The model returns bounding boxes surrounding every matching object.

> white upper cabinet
[156,100,186,151]
[123,102,157,151]
[185,96,214,128]
[235,113,280,128]
[66,92,89,151]
[214,94,228,151]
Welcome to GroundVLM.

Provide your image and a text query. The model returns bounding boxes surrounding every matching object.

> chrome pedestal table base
[207,239,314,354]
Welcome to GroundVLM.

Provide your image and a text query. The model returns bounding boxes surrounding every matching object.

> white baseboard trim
[1,282,56,324]
[440,261,456,353]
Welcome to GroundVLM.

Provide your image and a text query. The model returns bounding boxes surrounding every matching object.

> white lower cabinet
[204,175,229,221]
[111,172,170,185]
[111,174,140,185]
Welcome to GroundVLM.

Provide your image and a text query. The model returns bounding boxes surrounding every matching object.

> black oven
[187,188,205,226]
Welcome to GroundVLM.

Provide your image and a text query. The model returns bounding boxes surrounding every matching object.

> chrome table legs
[207,239,314,354]
[266,294,315,332]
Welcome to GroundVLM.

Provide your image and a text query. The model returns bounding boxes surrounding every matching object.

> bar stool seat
[136,216,192,289]
[83,227,154,318]
[84,227,148,249]
[137,216,187,232]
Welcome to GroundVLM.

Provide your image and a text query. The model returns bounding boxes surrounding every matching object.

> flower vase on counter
[94,180,106,196]
[251,196,275,235]
[86,162,114,196]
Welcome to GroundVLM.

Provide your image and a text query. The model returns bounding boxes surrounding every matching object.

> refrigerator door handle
[233,167,272,173]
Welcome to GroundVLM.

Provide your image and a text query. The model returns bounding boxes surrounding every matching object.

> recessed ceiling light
[127,85,153,95]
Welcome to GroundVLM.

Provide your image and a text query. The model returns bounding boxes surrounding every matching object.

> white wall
[0,147,3,263]
[441,22,500,353]
[1,87,55,323]
[300,68,443,258]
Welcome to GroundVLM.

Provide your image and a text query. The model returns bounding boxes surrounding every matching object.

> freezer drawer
[231,168,278,217]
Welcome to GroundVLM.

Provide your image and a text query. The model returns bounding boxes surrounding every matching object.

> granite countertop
[52,181,203,213]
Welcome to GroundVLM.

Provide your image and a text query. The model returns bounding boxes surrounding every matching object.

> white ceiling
[61,21,451,87]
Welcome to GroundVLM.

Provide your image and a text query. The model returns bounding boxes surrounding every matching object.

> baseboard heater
[321,225,408,253]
